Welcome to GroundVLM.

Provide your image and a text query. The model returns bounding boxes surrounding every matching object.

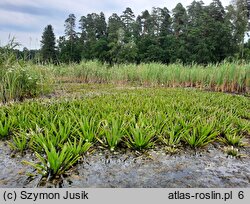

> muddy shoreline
[0,141,249,188]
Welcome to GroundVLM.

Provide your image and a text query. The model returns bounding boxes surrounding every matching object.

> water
[0,142,249,188]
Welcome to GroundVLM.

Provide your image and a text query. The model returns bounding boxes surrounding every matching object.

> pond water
[0,142,249,188]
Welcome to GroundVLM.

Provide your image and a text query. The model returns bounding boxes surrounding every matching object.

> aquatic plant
[51,61,250,94]
[125,114,156,150]
[0,85,248,177]
[66,138,92,156]
[8,131,28,153]
[224,146,242,158]
[0,117,14,138]
[24,142,81,179]
[160,121,183,147]
[183,123,218,149]
[75,115,99,143]
[98,117,125,151]
[220,133,245,147]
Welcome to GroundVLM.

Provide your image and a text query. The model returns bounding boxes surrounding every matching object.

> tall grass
[52,61,249,93]
[0,40,53,103]
[1,55,248,103]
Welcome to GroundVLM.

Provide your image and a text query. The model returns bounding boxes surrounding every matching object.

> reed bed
[0,47,53,103]
[1,60,249,103]
[52,61,250,94]
[0,87,249,178]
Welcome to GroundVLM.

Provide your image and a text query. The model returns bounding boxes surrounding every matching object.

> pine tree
[227,0,249,58]
[54,1,248,64]
[96,12,107,39]
[140,10,152,35]
[207,0,234,61]
[172,3,188,37]
[121,7,135,41]
[63,14,81,62]
[40,25,57,63]
[65,14,77,42]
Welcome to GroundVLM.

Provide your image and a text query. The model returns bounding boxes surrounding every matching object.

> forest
[5,0,250,65]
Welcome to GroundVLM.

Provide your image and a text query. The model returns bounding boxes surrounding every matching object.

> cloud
[0,24,37,33]
[1,4,54,17]
[0,2,67,18]
[0,10,39,27]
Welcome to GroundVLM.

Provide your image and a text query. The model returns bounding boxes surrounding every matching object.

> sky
[0,0,231,49]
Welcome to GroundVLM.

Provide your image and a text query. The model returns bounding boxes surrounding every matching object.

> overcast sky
[0,0,231,49]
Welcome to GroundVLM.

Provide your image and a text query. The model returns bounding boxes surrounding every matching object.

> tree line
[35,0,250,64]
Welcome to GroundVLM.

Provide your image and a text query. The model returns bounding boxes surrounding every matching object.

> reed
[0,41,53,103]
[51,61,249,94]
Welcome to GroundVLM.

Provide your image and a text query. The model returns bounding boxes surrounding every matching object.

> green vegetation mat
[0,84,249,179]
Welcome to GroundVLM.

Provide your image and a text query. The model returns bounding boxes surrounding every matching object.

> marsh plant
[224,146,243,158]
[125,114,156,150]
[24,142,81,179]
[98,117,125,151]
[66,138,92,156]
[75,115,100,143]
[160,121,183,148]
[52,61,250,94]
[1,86,249,178]
[220,132,246,147]
[24,138,91,179]
[8,131,28,154]
[0,117,12,138]
[183,123,218,149]
[0,39,52,103]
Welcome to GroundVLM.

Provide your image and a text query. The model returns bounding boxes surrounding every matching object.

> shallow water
[63,147,250,188]
[0,142,40,188]
[0,142,249,188]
